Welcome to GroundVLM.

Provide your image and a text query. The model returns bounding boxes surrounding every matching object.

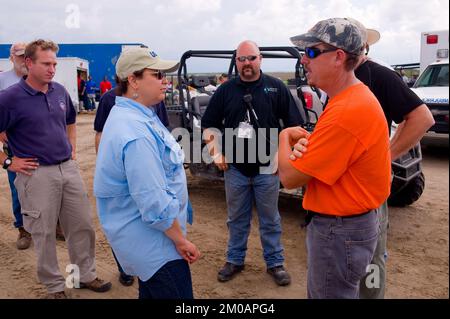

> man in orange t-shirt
[278,18,391,298]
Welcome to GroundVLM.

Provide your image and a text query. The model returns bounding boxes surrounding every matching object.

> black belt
[55,158,71,165]
[41,158,71,166]
[302,210,374,228]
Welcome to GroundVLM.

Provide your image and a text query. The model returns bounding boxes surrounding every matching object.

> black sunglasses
[148,70,166,80]
[304,46,338,59]
[236,55,259,62]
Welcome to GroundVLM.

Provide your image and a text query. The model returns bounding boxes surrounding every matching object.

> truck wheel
[388,172,425,207]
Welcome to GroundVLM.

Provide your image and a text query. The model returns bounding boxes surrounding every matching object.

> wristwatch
[2,157,12,170]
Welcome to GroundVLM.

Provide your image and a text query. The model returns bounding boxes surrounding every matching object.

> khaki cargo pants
[15,160,97,293]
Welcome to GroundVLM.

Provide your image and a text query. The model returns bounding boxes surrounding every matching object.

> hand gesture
[213,153,229,171]
[175,239,201,264]
[290,138,309,161]
[280,126,310,147]
[0,131,7,144]
[8,156,39,176]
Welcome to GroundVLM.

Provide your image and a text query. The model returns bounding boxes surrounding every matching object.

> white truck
[411,30,449,136]
[419,30,449,74]
[0,57,89,113]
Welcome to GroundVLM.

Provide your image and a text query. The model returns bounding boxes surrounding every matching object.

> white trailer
[420,30,449,74]
[0,57,89,113]
[53,57,89,113]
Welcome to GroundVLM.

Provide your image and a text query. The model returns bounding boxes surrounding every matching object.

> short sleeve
[290,123,362,185]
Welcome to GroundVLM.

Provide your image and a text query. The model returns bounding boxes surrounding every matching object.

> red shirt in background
[100,80,112,95]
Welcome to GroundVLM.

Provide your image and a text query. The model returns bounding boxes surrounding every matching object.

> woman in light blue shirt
[94,48,200,299]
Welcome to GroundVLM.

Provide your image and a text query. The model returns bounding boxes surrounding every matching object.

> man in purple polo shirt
[0,39,111,299]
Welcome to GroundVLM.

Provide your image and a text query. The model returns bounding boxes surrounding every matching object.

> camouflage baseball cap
[290,18,367,55]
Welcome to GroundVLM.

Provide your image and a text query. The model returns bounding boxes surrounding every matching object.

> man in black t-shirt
[354,23,434,300]
[202,40,303,286]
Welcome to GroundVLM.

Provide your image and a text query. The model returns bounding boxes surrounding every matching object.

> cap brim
[367,29,380,46]
[151,59,180,73]
[290,33,322,49]
[13,49,25,56]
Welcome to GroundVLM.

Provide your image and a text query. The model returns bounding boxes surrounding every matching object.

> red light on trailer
[427,34,438,44]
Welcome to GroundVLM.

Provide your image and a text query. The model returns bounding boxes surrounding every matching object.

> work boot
[267,266,291,286]
[56,222,65,241]
[43,291,67,299]
[217,262,244,282]
[16,227,31,250]
[79,278,112,292]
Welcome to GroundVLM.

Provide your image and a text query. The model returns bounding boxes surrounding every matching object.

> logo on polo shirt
[59,100,66,111]
[264,87,278,94]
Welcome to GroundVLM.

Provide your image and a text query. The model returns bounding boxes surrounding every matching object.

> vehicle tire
[388,172,425,207]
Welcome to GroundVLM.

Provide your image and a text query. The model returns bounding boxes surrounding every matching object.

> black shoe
[217,262,244,282]
[267,266,291,286]
[119,273,135,287]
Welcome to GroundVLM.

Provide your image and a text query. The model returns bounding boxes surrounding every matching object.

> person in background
[94,47,200,299]
[398,69,409,85]
[0,42,32,250]
[351,19,433,299]
[85,75,96,111]
[78,73,86,112]
[100,75,112,95]
[202,40,302,286]
[217,73,228,86]
[0,39,112,299]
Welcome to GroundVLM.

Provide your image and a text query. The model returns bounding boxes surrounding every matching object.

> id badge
[237,122,254,139]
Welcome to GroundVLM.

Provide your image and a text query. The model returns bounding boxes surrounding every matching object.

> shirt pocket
[162,138,185,177]
[152,124,185,177]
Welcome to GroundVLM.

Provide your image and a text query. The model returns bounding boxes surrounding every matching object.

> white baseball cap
[116,48,179,80]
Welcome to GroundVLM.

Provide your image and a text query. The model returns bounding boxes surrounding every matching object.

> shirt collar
[115,96,157,119]
[19,77,55,96]
[236,71,264,87]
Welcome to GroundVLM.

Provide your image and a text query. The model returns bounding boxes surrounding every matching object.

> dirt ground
[0,114,448,299]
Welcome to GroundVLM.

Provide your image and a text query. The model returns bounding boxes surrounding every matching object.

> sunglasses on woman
[304,46,337,59]
[148,70,166,80]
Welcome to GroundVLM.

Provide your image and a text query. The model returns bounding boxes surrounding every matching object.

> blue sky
[0,0,448,71]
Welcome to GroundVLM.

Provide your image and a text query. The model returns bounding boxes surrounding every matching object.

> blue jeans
[360,201,388,299]
[223,165,284,268]
[306,210,379,299]
[7,170,22,228]
[138,259,193,299]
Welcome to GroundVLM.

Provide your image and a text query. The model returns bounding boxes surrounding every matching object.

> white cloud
[0,0,448,69]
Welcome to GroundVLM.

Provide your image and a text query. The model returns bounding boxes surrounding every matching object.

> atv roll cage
[166,47,426,206]
[174,47,319,132]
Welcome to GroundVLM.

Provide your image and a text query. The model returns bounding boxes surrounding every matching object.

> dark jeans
[138,259,193,299]
[306,210,379,299]
[7,169,23,228]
